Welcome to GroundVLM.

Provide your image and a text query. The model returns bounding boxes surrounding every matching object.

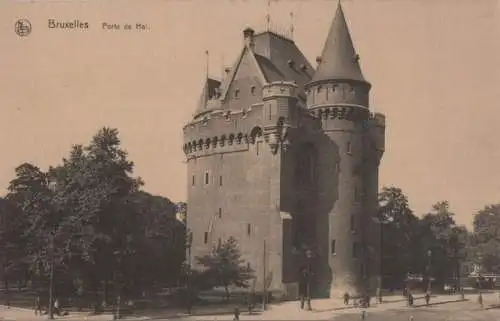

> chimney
[243,27,255,49]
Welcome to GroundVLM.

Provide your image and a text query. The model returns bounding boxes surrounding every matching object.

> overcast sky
[1,0,499,228]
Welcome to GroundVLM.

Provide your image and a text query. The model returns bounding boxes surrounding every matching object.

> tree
[5,163,60,297]
[196,237,254,300]
[50,128,144,305]
[0,197,26,295]
[2,127,188,310]
[378,186,419,288]
[471,204,500,274]
[417,201,468,288]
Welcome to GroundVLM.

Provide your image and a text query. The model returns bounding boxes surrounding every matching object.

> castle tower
[305,2,385,297]
[182,2,385,300]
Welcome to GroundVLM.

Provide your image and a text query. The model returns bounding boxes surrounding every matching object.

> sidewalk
[187,293,477,320]
[0,305,149,321]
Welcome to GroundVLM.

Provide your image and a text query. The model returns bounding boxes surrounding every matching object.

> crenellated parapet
[367,112,386,162]
[183,107,296,158]
[262,81,298,101]
[306,81,370,108]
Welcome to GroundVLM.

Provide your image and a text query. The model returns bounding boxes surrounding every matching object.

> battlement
[262,81,299,101]
[369,112,386,127]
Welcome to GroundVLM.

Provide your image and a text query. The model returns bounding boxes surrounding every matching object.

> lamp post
[371,216,392,291]
[186,231,193,314]
[48,233,55,320]
[427,250,432,293]
[47,180,57,320]
[305,249,313,311]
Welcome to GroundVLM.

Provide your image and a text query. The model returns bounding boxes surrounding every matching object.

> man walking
[343,292,350,305]
[298,267,307,309]
[34,294,42,316]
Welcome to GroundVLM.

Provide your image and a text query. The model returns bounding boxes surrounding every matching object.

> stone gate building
[182,2,386,299]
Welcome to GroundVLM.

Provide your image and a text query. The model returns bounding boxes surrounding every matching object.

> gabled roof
[219,31,314,103]
[194,77,221,118]
[219,45,267,102]
[312,1,367,83]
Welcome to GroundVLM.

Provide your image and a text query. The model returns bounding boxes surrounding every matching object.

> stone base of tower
[329,273,364,299]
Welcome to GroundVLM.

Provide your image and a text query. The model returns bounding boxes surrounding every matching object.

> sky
[1,0,499,228]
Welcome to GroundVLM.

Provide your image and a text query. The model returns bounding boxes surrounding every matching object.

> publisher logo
[15,19,32,37]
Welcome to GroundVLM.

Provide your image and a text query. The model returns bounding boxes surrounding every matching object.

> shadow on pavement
[413,298,468,308]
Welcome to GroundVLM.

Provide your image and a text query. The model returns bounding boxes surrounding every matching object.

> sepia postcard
[1,0,499,320]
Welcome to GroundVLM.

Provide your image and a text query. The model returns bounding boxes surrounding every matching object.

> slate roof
[215,31,314,105]
[312,1,367,83]
[194,78,222,118]
[193,2,367,117]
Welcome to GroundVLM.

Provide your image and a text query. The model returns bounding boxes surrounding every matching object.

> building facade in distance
[182,2,386,298]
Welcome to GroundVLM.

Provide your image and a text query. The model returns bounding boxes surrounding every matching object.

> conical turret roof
[312,2,366,83]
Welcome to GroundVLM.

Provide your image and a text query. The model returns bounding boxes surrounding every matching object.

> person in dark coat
[34,294,42,316]
[298,267,308,309]
[343,292,350,305]
[233,306,240,320]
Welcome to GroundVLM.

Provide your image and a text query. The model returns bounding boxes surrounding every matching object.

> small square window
[204,232,208,244]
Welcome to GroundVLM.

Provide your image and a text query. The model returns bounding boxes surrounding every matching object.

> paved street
[0,293,499,320]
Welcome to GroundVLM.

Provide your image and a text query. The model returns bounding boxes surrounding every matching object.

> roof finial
[220,55,225,81]
[265,0,271,31]
[289,12,295,40]
[205,50,209,80]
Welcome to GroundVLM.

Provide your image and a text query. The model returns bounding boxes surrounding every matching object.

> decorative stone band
[183,125,291,157]
[310,105,370,123]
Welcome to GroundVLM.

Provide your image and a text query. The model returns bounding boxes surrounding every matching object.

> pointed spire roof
[312,1,367,83]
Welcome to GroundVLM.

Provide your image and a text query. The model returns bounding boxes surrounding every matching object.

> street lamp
[186,231,193,314]
[47,180,57,320]
[305,249,313,311]
[371,216,392,290]
[427,250,432,293]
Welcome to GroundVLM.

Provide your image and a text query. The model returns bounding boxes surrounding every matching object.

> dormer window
[287,59,295,68]
[234,89,240,99]
[250,86,256,95]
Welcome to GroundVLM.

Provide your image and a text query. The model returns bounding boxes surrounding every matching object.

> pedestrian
[376,287,382,304]
[360,310,366,320]
[408,293,414,307]
[343,292,350,305]
[478,292,483,308]
[425,292,430,306]
[233,306,240,320]
[247,291,254,315]
[34,294,42,316]
[54,298,61,316]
